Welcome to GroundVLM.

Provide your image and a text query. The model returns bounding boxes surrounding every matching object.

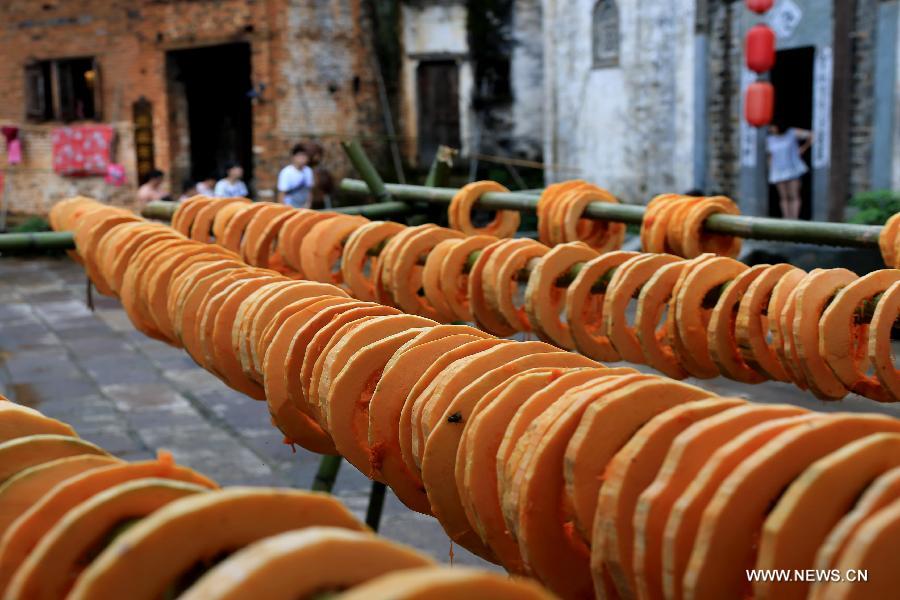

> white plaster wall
[399,2,472,163]
[544,0,700,202]
[893,4,900,190]
[510,0,545,158]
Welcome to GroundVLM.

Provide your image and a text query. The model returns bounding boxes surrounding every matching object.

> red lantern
[746,25,776,73]
[745,82,774,127]
[746,0,774,13]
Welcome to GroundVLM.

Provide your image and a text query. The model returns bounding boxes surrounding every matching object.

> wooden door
[417,60,461,166]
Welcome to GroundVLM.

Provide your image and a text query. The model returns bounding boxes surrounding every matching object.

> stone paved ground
[2,255,898,567]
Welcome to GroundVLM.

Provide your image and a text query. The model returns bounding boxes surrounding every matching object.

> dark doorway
[166,43,253,194]
[417,60,461,166]
[767,46,814,219]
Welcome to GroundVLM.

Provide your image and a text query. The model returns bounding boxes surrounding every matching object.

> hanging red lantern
[745,81,774,127]
[746,24,776,73]
[746,0,774,13]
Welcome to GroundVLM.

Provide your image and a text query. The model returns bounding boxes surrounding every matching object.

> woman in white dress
[767,123,813,219]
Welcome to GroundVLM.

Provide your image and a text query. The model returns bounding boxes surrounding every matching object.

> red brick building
[0,0,384,217]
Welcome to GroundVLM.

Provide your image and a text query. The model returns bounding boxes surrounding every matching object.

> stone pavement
[1,255,898,568]
[0,256,489,567]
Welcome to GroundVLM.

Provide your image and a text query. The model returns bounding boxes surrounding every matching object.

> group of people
[136,141,329,210]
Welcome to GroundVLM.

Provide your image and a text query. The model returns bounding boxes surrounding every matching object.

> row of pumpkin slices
[0,398,551,600]
[123,195,900,402]
[51,197,900,599]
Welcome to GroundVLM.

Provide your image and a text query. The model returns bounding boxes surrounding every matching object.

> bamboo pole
[341,139,395,204]
[339,179,884,248]
[0,231,74,251]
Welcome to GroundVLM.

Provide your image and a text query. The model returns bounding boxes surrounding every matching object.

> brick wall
[0,0,383,217]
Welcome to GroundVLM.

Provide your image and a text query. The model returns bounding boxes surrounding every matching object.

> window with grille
[25,57,101,122]
[592,0,620,69]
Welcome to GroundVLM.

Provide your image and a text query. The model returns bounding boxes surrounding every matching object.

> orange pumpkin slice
[369,332,497,513]
[673,256,748,377]
[792,268,857,399]
[680,195,742,258]
[239,204,294,267]
[390,226,465,319]
[0,403,76,443]
[276,210,336,274]
[0,435,107,484]
[736,263,804,382]
[262,298,354,454]
[467,239,520,336]
[335,566,554,600]
[183,269,267,367]
[604,254,682,363]
[326,327,429,474]
[632,403,807,600]
[299,305,400,424]
[501,375,656,599]
[869,280,900,402]
[341,221,406,301]
[664,196,705,257]
[68,488,367,600]
[211,201,251,243]
[813,466,900,577]
[488,239,549,332]
[449,180,519,237]
[7,478,208,599]
[640,194,685,253]
[566,379,717,547]
[300,215,370,287]
[595,398,744,598]
[412,341,558,469]
[247,281,347,379]
[218,202,278,252]
[168,261,244,346]
[372,225,432,307]
[565,250,639,361]
[398,338,510,484]
[775,273,816,389]
[206,275,286,398]
[551,186,625,252]
[707,263,770,383]
[820,270,900,401]
[75,213,144,296]
[660,413,820,600]
[0,455,121,533]
[464,368,628,573]
[319,315,435,475]
[423,354,598,561]
[755,433,900,600]
[478,238,535,327]
[179,527,434,600]
[879,212,900,267]
[814,496,900,600]
[421,238,463,322]
[438,234,498,322]
[684,414,900,600]
[105,227,182,297]
[524,242,598,348]
[634,259,693,379]
[537,180,585,245]
[0,452,215,593]
[190,198,249,242]
[171,196,215,236]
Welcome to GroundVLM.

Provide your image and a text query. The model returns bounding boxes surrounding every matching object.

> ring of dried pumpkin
[448,180,520,238]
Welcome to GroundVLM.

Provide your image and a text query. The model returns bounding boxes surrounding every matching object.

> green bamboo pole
[142,201,177,221]
[0,231,75,251]
[341,140,394,204]
[311,454,343,493]
[339,179,883,249]
[424,145,456,188]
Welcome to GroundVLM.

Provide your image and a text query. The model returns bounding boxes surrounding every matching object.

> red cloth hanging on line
[52,125,114,176]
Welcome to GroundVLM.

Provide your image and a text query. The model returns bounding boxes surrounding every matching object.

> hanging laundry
[1,126,21,165]
[52,125,114,176]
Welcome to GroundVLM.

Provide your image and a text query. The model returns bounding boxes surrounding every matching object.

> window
[592,0,620,69]
[25,57,101,122]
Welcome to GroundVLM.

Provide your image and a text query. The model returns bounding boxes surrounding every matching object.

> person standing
[196,176,216,196]
[277,144,315,209]
[767,123,813,220]
[214,163,249,198]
